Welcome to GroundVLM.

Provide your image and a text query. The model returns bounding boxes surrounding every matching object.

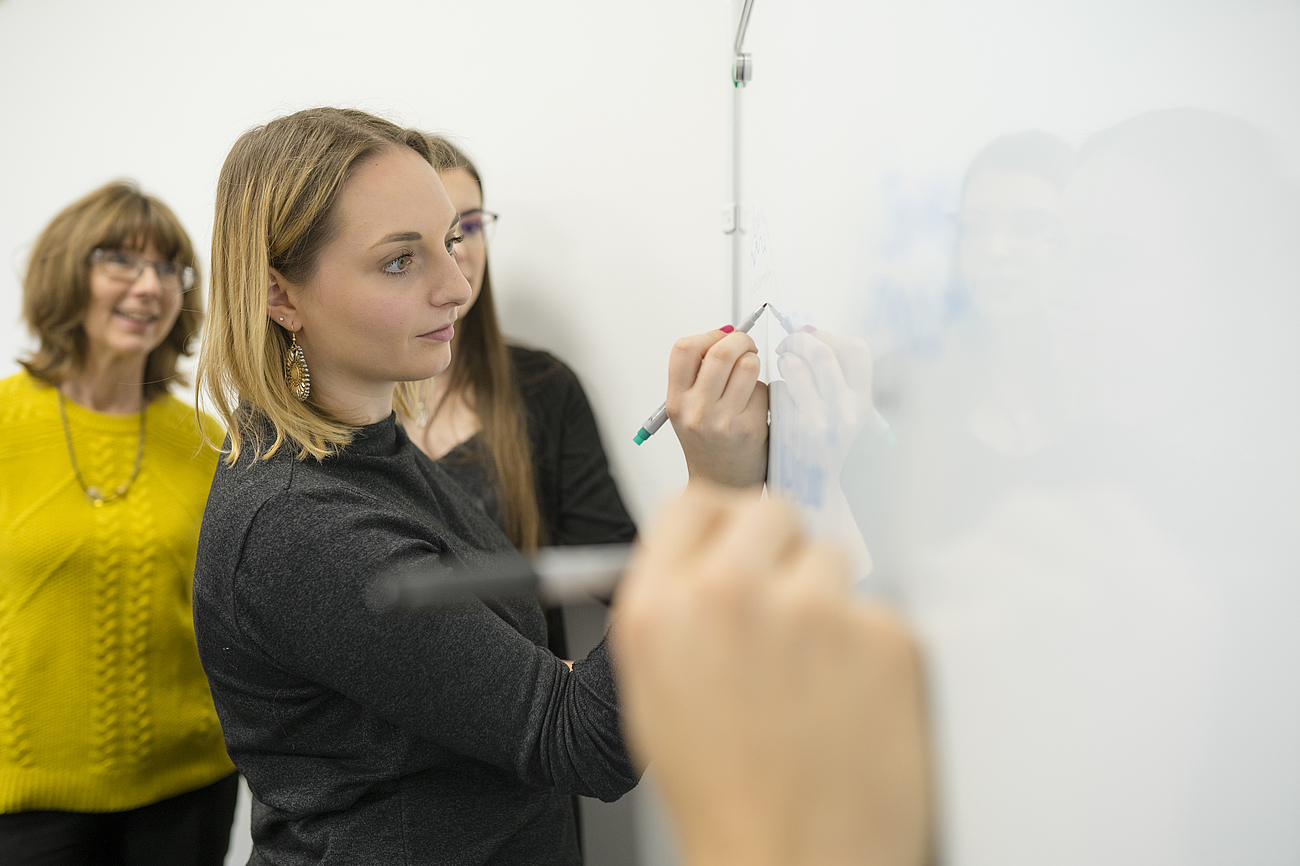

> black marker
[373,544,634,607]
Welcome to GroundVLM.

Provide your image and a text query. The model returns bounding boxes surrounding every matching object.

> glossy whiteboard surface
[740,2,1300,862]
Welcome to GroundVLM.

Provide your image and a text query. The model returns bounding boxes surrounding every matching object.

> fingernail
[802,324,818,334]
[719,325,735,333]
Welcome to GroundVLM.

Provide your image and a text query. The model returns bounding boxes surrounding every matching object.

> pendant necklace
[57,390,146,507]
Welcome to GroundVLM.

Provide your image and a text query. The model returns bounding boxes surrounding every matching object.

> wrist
[682,827,792,866]
[686,473,765,496]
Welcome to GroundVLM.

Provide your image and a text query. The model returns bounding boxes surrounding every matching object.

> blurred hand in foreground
[613,484,932,866]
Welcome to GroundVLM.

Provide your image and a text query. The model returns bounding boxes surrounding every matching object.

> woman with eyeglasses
[399,136,636,661]
[0,182,238,865]
[192,107,768,865]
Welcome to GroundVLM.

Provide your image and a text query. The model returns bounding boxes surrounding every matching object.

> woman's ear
[267,268,299,330]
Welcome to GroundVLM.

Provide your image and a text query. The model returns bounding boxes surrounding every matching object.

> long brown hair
[421,137,544,551]
[20,181,202,402]
[198,108,450,463]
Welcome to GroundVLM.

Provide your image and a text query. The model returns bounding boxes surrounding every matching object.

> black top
[436,347,637,655]
[436,346,637,549]
[193,413,639,866]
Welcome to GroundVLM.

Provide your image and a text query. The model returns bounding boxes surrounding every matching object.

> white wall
[0,0,736,526]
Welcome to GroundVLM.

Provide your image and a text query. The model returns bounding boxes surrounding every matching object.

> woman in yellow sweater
[0,182,237,864]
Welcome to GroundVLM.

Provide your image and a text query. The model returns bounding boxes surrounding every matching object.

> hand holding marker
[385,306,895,608]
[633,302,770,445]
[634,302,895,446]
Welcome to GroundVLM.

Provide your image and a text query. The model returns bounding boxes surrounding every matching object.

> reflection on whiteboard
[767,320,877,583]
[736,1,1300,863]
[739,204,878,580]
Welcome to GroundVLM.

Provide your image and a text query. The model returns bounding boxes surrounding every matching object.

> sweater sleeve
[230,487,638,802]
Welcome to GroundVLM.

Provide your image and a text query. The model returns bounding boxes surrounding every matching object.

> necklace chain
[57,391,146,507]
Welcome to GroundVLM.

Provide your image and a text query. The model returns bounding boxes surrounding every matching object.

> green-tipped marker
[633,303,768,445]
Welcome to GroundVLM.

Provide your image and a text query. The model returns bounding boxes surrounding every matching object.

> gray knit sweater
[193,413,638,865]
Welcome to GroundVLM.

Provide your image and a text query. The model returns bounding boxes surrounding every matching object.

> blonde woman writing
[192,107,767,865]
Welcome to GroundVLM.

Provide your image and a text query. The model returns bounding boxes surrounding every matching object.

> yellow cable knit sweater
[0,371,234,813]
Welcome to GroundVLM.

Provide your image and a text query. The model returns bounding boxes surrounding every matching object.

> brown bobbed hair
[198,107,458,464]
[404,136,544,551]
[20,180,202,401]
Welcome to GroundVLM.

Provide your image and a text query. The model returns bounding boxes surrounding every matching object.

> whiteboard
[739,1,1300,863]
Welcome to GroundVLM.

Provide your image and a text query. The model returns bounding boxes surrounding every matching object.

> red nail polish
[719,325,735,333]
[802,324,818,334]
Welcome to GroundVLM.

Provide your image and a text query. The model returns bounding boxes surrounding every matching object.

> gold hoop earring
[285,332,311,401]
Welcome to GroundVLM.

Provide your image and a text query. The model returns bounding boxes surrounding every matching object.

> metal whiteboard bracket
[722,204,739,234]
[733,53,752,87]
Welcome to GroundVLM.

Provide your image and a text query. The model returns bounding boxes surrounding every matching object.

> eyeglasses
[458,209,499,245]
[90,248,196,293]
[956,210,1066,253]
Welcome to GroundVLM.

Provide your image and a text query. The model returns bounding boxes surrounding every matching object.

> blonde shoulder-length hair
[198,107,457,464]
[21,180,202,401]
